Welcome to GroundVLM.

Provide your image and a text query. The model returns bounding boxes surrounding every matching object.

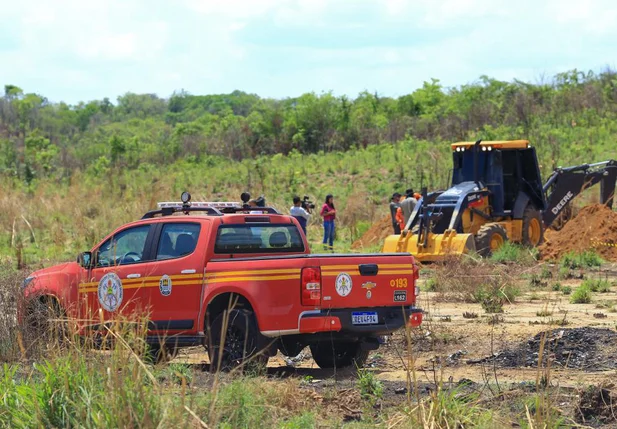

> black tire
[145,344,179,364]
[475,224,508,258]
[522,204,544,247]
[309,341,369,369]
[25,297,68,346]
[208,309,269,372]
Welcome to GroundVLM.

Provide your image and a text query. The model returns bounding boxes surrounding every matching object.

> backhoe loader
[383,140,617,262]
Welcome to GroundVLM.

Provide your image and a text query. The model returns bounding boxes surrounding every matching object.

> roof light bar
[157,201,242,209]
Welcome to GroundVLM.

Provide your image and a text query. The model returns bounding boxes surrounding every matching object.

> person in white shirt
[290,196,311,235]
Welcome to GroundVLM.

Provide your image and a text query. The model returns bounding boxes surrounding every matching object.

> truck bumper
[299,306,422,336]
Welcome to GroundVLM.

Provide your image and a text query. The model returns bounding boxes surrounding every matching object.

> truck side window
[156,223,201,260]
[96,225,151,267]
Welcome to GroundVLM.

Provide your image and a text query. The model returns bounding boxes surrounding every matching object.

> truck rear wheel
[475,224,508,258]
[309,341,369,369]
[522,205,544,247]
[208,309,269,372]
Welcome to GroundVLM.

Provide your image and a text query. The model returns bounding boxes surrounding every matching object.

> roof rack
[142,201,280,219]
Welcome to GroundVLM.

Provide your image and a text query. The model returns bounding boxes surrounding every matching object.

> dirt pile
[351,215,393,250]
[470,328,617,371]
[540,204,617,261]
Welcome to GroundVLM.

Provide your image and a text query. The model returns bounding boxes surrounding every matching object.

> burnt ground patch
[468,327,617,371]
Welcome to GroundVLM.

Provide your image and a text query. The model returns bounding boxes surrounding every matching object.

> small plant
[528,273,548,289]
[561,286,572,295]
[462,311,478,319]
[473,282,520,313]
[579,278,611,293]
[529,292,540,301]
[551,282,561,291]
[536,309,553,317]
[558,266,572,280]
[559,250,603,270]
[539,265,552,279]
[357,367,383,405]
[490,242,535,264]
[570,285,592,304]
[424,277,438,292]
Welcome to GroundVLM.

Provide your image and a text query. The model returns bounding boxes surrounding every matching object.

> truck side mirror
[77,251,92,269]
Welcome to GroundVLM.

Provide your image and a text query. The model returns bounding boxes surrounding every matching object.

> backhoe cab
[383,140,617,262]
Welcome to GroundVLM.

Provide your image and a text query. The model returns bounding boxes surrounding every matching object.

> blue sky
[0,0,616,104]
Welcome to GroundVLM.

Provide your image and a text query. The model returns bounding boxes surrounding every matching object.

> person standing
[390,192,402,234]
[399,188,418,230]
[320,194,336,251]
[290,196,311,235]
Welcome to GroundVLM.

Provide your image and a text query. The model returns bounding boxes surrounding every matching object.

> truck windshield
[214,224,305,254]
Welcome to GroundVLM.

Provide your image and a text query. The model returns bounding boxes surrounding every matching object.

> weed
[357,368,383,405]
[561,286,572,295]
[528,273,548,289]
[570,285,592,304]
[462,311,478,319]
[551,282,561,291]
[539,265,552,279]
[424,277,439,292]
[581,278,611,293]
[491,242,536,265]
[559,250,603,270]
[536,309,553,317]
[528,292,541,301]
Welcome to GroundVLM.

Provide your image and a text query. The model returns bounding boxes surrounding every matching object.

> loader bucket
[382,230,476,263]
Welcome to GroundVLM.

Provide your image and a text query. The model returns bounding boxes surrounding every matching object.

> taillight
[301,267,321,306]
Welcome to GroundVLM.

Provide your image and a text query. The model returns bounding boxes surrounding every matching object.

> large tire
[309,341,369,369]
[522,204,544,247]
[208,309,269,372]
[25,297,68,346]
[475,224,508,258]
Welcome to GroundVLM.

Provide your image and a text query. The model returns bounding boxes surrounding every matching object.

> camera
[302,196,315,210]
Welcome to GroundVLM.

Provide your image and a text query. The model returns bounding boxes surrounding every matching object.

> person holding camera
[290,196,312,235]
[320,194,336,251]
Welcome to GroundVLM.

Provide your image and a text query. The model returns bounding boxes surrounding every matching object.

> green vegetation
[559,250,604,270]
[491,242,537,265]
[570,285,592,304]
[473,282,521,313]
[582,278,612,293]
[357,368,383,406]
[2,69,617,264]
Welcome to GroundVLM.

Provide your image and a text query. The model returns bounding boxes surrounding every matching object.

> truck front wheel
[310,341,369,369]
[208,309,269,371]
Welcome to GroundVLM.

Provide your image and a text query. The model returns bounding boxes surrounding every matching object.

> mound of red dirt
[540,204,617,261]
[351,215,393,250]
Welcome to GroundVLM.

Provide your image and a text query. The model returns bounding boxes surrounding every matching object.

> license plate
[352,312,378,325]
[394,290,407,302]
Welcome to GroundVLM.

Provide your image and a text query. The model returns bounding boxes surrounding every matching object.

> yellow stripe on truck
[206,275,300,285]
[205,268,301,278]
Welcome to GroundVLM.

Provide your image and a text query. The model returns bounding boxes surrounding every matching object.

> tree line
[1,68,617,184]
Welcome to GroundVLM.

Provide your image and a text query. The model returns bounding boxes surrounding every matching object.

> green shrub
[570,285,592,304]
[581,278,611,293]
[561,286,572,295]
[424,277,439,292]
[490,242,536,264]
[473,283,520,313]
[559,250,603,270]
[551,282,561,291]
[357,368,383,405]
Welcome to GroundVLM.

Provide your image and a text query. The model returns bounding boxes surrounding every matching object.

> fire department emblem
[159,274,172,296]
[97,273,123,312]
[362,281,377,299]
[335,273,352,297]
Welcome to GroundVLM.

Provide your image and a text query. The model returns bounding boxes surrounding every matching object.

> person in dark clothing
[390,192,402,234]
[290,196,311,235]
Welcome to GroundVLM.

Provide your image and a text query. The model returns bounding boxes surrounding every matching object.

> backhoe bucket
[382,230,476,263]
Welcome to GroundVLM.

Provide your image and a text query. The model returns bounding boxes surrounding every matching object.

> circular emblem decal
[159,274,172,297]
[335,273,353,297]
[97,273,123,312]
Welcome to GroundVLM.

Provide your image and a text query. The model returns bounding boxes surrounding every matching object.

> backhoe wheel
[475,224,508,258]
[522,205,544,247]
[309,341,369,369]
[208,309,269,372]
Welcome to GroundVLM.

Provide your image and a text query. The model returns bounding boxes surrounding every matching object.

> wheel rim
[221,326,246,366]
[528,218,541,245]
[490,233,504,251]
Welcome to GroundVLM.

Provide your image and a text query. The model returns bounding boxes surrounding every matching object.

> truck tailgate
[318,254,417,309]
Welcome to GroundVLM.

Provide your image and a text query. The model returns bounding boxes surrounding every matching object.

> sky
[0,0,616,104]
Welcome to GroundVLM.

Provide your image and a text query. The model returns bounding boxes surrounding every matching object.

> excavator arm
[542,160,617,228]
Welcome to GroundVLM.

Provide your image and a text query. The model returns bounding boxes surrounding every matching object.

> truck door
[81,224,157,326]
[144,221,206,335]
